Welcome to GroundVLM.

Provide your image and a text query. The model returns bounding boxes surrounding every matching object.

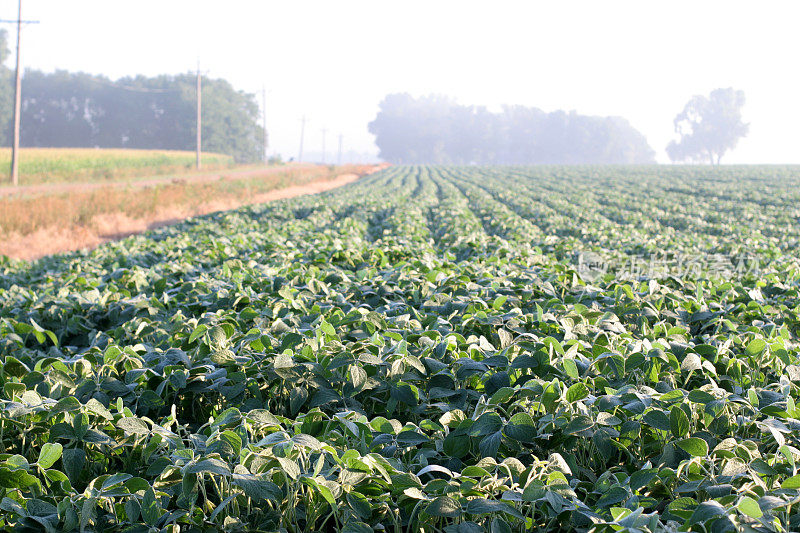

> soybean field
[1,165,800,532]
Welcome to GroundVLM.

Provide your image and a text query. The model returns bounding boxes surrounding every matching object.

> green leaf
[188,324,208,344]
[565,382,588,403]
[490,517,513,533]
[642,409,671,432]
[0,469,39,489]
[443,432,470,458]
[47,396,82,418]
[676,437,709,457]
[425,495,461,517]
[289,387,309,416]
[687,390,716,404]
[61,448,85,485]
[738,496,763,519]
[503,413,537,442]
[391,382,419,405]
[346,491,372,519]
[300,476,336,505]
[745,338,767,357]
[36,443,62,469]
[319,320,336,337]
[342,522,374,533]
[0,497,25,516]
[465,498,523,519]
[562,359,580,380]
[350,365,367,391]
[469,412,503,437]
[688,501,727,525]
[116,417,150,435]
[102,473,133,491]
[479,431,502,459]
[781,474,800,489]
[403,487,430,500]
[276,457,301,480]
[596,486,628,508]
[396,430,429,447]
[292,433,323,450]
[681,354,702,372]
[124,499,140,523]
[670,405,690,438]
[232,473,282,501]
[629,469,657,491]
[141,486,162,526]
[564,415,593,435]
[210,407,242,428]
[184,458,232,477]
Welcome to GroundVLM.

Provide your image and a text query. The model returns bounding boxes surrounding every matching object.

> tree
[368,93,455,164]
[667,88,748,165]
[369,93,656,165]
[13,68,264,162]
[0,29,13,146]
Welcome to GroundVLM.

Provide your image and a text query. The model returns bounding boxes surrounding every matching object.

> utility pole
[1,0,39,186]
[196,61,202,170]
[261,85,268,164]
[337,134,343,165]
[321,128,327,164]
[298,115,306,162]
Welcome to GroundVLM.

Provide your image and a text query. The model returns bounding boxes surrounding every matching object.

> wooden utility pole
[196,61,202,169]
[1,0,39,186]
[261,85,268,163]
[321,128,327,163]
[337,134,343,165]
[298,115,306,162]
[10,2,22,186]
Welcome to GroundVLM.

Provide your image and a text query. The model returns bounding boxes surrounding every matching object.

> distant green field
[1,165,799,532]
[0,148,235,185]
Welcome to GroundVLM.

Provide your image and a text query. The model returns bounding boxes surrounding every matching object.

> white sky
[5,0,799,163]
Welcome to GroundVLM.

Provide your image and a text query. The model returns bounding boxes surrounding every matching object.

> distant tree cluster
[368,93,656,165]
[0,30,264,163]
[0,31,13,146]
[667,88,748,165]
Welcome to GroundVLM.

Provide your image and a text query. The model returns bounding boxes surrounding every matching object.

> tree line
[0,30,264,163]
[369,90,749,166]
[369,93,657,165]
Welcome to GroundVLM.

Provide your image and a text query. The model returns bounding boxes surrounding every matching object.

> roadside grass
[0,165,355,239]
[0,147,235,185]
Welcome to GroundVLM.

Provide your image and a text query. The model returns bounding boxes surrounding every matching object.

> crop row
[0,166,799,532]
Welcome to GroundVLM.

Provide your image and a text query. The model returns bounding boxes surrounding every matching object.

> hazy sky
[5,1,799,163]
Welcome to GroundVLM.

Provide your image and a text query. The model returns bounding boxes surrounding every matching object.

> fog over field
[9,0,800,163]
